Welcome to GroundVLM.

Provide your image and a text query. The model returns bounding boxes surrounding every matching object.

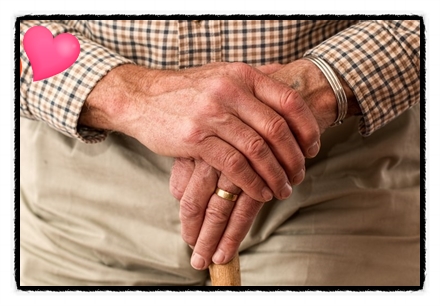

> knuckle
[246,136,269,160]
[285,90,314,124]
[279,89,308,117]
[179,197,203,222]
[230,62,251,73]
[195,160,218,180]
[181,120,208,145]
[281,89,303,110]
[204,205,230,225]
[213,112,235,127]
[229,62,256,82]
[209,77,234,97]
[199,90,232,120]
[201,96,224,117]
[233,207,257,225]
[294,100,311,118]
[266,115,290,140]
[222,150,246,174]
[243,171,264,193]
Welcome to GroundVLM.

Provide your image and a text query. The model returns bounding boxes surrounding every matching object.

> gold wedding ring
[215,188,238,202]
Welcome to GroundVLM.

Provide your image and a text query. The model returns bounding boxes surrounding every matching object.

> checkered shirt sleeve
[20,20,134,143]
[305,20,420,136]
[20,19,420,142]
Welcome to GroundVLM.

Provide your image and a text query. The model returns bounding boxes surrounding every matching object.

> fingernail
[262,187,273,202]
[212,249,225,264]
[280,183,292,199]
[308,141,320,157]
[292,169,305,185]
[191,253,206,270]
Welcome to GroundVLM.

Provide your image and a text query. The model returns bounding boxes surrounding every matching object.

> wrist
[270,58,360,133]
[79,64,152,135]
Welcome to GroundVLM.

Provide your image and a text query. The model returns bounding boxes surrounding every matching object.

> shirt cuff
[304,20,420,136]
[20,20,135,143]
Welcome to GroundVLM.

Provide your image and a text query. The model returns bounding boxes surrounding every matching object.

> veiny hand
[81,62,321,202]
[170,59,359,270]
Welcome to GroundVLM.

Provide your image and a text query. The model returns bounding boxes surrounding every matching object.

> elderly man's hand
[80,62,320,202]
[170,59,360,270]
[170,157,265,270]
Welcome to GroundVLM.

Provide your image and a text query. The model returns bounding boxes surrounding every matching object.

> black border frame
[15,15,426,292]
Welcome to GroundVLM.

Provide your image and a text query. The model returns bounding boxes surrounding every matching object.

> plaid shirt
[19,19,420,142]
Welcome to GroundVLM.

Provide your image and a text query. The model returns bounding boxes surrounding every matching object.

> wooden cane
[209,254,241,286]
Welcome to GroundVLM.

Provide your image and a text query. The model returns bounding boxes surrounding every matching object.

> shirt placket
[178,20,222,69]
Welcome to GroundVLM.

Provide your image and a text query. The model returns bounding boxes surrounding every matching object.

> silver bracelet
[303,54,347,127]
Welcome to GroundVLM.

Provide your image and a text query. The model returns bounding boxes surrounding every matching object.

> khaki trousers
[19,105,421,286]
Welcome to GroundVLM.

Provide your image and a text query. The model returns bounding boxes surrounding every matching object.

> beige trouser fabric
[19,105,421,286]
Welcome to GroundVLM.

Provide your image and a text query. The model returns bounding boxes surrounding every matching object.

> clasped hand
[82,61,322,271]
[168,63,322,270]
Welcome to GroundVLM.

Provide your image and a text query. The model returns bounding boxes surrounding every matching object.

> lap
[239,105,420,286]
[19,105,420,286]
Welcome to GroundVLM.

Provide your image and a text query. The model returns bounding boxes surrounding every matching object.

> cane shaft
[209,254,241,286]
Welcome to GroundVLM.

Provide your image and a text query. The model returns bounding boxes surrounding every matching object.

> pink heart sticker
[23,26,80,82]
